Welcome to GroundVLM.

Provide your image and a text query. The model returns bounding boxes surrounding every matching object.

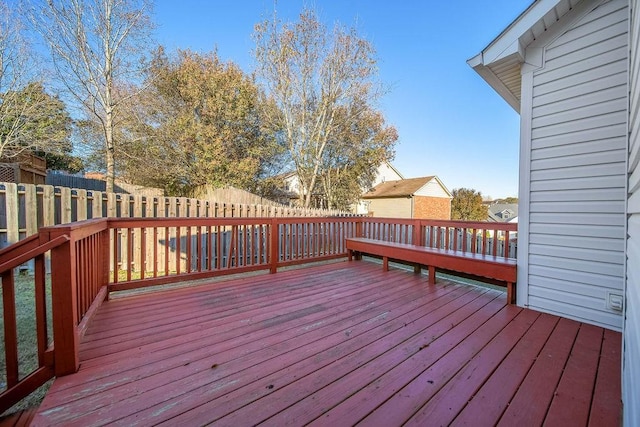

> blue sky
[154,1,532,199]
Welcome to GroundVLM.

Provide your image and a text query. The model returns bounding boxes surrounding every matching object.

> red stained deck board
[41,281,442,421]
[71,270,424,384]
[281,291,507,427]
[39,268,433,411]
[497,317,581,426]
[87,263,349,333]
[450,313,559,426]
[30,261,622,427]
[80,279,369,360]
[78,265,412,367]
[589,329,622,426]
[404,309,542,426]
[80,265,365,354]
[358,303,523,427]
[37,268,459,424]
[222,289,503,427]
[120,284,479,425]
[545,323,604,426]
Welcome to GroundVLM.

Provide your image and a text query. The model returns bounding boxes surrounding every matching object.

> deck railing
[106,217,359,292]
[359,218,517,258]
[0,216,516,414]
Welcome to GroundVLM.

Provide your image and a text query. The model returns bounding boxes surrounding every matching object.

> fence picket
[5,183,18,246]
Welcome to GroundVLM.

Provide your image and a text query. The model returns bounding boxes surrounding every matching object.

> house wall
[625,0,640,424]
[414,180,450,198]
[367,197,412,218]
[520,0,628,330]
[354,162,404,214]
[413,196,451,219]
[373,162,403,186]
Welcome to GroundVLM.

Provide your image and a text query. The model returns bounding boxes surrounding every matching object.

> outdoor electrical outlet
[606,292,624,312]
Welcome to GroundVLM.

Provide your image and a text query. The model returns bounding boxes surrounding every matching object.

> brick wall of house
[413,196,451,219]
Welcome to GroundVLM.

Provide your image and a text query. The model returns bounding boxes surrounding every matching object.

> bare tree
[0,2,69,159]
[28,0,152,192]
[253,8,388,208]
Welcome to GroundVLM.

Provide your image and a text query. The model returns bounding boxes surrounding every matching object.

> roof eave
[362,194,412,200]
[468,0,574,112]
[467,54,522,113]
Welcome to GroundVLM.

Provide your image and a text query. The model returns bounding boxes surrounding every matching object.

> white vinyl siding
[527,0,628,330]
[625,0,640,425]
[373,163,403,186]
[368,198,412,219]
[414,180,450,198]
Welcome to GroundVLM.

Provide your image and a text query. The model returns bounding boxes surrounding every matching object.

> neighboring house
[271,172,301,206]
[353,161,404,214]
[362,176,452,219]
[277,161,404,210]
[469,0,638,424]
[487,203,518,223]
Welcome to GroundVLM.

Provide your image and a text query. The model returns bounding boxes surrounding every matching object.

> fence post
[49,226,80,376]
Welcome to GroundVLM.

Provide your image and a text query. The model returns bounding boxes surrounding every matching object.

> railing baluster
[35,253,48,365]
[482,228,487,255]
[153,227,158,277]
[126,228,133,282]
[216,226,222,270]
[176,226,182,274]
[186,226,192,273]
[2,270,19,387]
[505,230,510,259]
[471,228,477,254]
[110,228,116,283]
[141,227,147,278]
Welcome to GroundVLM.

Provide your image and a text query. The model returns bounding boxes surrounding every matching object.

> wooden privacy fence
[0,182,352,250]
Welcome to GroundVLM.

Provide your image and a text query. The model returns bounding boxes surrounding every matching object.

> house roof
[487,203,519,222]
[467,0,583,112]
[362,176,451,199]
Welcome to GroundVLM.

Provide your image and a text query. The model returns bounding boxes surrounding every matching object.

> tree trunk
[105,109,115,193]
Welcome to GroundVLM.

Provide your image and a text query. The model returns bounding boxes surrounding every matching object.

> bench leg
[414,264,421,274]
[383,256,389,271]
[428,266,436,284]
[507,282,516,304]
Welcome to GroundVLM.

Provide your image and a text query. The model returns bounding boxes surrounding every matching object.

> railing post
[355,219,363,238]
[101,225,111,300]
[412,220,423,246]
[269,218,278,274]
[50,227,80,376]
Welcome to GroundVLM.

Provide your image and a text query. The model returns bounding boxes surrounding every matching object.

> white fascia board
[477,0,563,66]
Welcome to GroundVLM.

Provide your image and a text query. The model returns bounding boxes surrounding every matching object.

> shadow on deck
[31,261,621,426]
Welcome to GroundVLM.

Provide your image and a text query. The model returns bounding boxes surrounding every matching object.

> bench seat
[346,237,517,304]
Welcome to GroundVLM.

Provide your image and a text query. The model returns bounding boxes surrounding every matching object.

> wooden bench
[346,237,517,304]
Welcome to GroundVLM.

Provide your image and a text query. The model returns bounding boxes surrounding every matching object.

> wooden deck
[30,261,621,426]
